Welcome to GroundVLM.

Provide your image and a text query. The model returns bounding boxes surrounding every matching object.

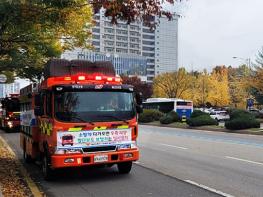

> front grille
[111,154,118,161]
[83,157,91,163]
[82,146,116,153]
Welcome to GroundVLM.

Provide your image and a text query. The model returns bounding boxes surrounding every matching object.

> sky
[175,0,263,71]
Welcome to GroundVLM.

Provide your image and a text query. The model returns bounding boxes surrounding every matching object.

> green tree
[249,47,263,104]
[0,0,179,81]
[0,0,93,81]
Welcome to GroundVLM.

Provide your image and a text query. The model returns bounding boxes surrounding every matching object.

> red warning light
[95,76,102,80]
[64,77,72,81]
[78,76,86,81]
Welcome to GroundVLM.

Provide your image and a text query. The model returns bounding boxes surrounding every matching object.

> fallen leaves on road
[0,137,33,197]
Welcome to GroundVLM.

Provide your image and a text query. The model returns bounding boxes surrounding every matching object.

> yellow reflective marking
[93,126,107,130]
[68,127,82,132]
[117,125,129,129]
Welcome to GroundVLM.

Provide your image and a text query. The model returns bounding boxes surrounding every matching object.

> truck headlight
[7,121,13,128]
[55,148,82,155]
[117,141,137,150]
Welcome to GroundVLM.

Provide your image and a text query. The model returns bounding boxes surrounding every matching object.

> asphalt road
[0,129,219,197]
[138,125,263,197]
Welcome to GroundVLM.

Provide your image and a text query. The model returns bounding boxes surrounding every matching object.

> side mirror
[34,107,44,116]
[136,105,143,114]
[34,93,42,106]
[135,92,143,105]
[135,92,143,114]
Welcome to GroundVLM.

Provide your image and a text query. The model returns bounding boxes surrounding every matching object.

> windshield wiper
[72,114,94,125]
[98,115,129,124]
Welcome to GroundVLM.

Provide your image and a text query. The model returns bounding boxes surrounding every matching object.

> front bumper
[51,149,139,169]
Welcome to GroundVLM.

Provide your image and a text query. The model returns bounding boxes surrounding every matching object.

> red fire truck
[0,94,21,132]
[20,59,142,180]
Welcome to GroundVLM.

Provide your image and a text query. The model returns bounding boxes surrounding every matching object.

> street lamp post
[232,56,251,69]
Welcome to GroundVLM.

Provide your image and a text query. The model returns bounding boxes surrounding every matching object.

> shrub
[138,109,163,123]
[229,109,251,119]
[190,110,208,118]
[225,109,260,130]
[225,118,260,130]
[187,115,218,127]
[160,115,174,124]
[159,111,180,124]
[167,111,180,122]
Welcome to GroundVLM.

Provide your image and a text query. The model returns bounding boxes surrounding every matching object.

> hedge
[225,118,260,130]
[190,110,208,118]
[187,114,218,127]
[225,109,260,130]
[229,109,252,119]
[160,111,180,124]
[138,109,163,123]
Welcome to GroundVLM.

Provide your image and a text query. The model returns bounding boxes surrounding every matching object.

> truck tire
[42,153,54,181]
[23,142,32,163]
[117,161,132,174]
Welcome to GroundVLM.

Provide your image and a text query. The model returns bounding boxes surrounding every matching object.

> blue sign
[247,98,254,108]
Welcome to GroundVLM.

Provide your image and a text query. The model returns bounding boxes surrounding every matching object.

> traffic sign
[0,74,7,83]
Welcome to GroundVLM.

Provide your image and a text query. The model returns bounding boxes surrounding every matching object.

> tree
[121,75,153,100]
[0,0,179,81]
[206,66,230,107]
[249,47,263,104]
[92,0,178,27]
[153,68,194,98]
[228,65,251,108]
[0,0,93,81]
[188,72,211,107]
[256,47,263,66]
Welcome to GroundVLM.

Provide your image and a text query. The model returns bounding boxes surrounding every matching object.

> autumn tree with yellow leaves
[153,68,194,99]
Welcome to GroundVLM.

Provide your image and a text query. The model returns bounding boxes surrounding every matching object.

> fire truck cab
[20,59,142,180]
[0,94,20,132]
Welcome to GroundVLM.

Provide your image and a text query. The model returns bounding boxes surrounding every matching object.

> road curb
[0,136,44,197]
[140,123,263,136]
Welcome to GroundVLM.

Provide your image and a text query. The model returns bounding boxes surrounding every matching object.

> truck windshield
[54,91,136,122]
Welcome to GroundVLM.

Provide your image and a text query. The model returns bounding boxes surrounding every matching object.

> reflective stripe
[117,125,129,129]
[68,127,82,131]
[93,126,107,130]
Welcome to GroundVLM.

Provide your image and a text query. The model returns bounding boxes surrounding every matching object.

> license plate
[94,154,108,163]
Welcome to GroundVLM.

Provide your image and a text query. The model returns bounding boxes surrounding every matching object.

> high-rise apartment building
[61,9,179,82]
[0,82,20,98]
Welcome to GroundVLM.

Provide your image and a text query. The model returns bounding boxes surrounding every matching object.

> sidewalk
[0,136,33,197]
[0,185,3,197]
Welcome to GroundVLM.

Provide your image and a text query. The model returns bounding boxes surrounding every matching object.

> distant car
[248,109,262,118]
[210,111,230,121]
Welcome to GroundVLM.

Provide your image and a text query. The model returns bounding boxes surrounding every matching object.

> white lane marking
[134,161,140,164]
[185,180,235,197]
[225,156,263,166]
[159,143,188,150]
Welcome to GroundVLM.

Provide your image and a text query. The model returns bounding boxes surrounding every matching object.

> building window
[143,35,155,39]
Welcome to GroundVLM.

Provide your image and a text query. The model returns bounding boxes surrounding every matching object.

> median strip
[225,156,263,166]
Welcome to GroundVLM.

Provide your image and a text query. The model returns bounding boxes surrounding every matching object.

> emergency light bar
[48,74,122,87]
